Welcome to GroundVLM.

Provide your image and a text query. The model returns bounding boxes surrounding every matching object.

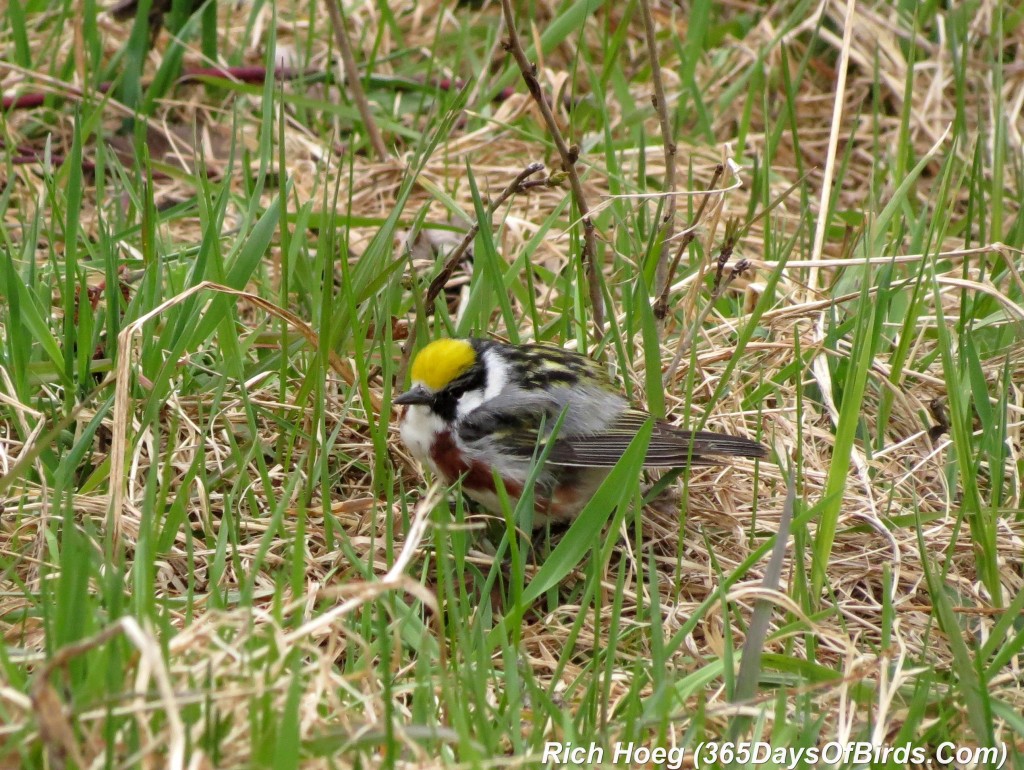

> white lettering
[612,742,634,763]
[542,743,565,764]
[666,746,686,769]
[937,742,955,763]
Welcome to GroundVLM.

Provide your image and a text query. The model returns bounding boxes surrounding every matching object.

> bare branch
[652,163,724,321]
[499,0,605,335]
[663,230,751,386]
[324,0,389,161]
[639,0,677,300]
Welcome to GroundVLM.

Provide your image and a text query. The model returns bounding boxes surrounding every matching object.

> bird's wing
[546,411,767,467]
[460,403,766,468]
[456,390,565,456]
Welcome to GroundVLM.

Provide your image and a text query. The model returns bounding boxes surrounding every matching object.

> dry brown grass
[1,0,1023,767]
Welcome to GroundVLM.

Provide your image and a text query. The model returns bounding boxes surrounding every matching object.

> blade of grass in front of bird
[527,418,652,606]
[487,406,573,628]
[487,420,653,650]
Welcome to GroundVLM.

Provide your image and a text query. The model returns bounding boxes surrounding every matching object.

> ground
[0,0,1022,767]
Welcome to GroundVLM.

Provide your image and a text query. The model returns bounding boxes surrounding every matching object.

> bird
[394,338,767,522]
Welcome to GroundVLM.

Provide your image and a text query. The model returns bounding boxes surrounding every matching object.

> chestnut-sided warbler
[395,338,767,521]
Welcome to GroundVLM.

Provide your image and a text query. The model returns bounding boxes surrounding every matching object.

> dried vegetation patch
[1,0,1022,767]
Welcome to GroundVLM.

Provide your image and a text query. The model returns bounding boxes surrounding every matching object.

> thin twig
[654,168,809,323]
[639,0,677,300]
[652,164,724,321]
[663,230,751,386]
[323,0,389,161]
[499,0,605,335]
[394,162,547,389]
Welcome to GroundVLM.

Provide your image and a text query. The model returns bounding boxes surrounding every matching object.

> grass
[1,0,1023,767]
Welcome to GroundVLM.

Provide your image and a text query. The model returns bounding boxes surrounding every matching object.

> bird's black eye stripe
[429,362,487,421]
[431,390,458,421]
[448,363,487,396]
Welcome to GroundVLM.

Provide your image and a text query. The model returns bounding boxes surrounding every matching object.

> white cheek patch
[455,348,510,421]
[456,389,484,417]
[482,349,510,400]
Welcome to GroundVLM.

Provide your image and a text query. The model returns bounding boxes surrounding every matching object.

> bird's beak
[394,385,433,406]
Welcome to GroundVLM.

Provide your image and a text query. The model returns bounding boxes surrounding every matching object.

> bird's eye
[431,389,458,421]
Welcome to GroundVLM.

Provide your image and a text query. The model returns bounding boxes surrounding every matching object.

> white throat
[399,404,446,472]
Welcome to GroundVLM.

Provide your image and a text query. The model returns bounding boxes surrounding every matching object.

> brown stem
[711,235,736,294]
[639,0,677,300]
[324,0,389,161]
[499,0,605,336]
[663,241,750,386]
[652,163,724,321]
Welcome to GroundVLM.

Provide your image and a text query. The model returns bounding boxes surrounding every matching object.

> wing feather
[460,401,767,469]
[546,409,766,467]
